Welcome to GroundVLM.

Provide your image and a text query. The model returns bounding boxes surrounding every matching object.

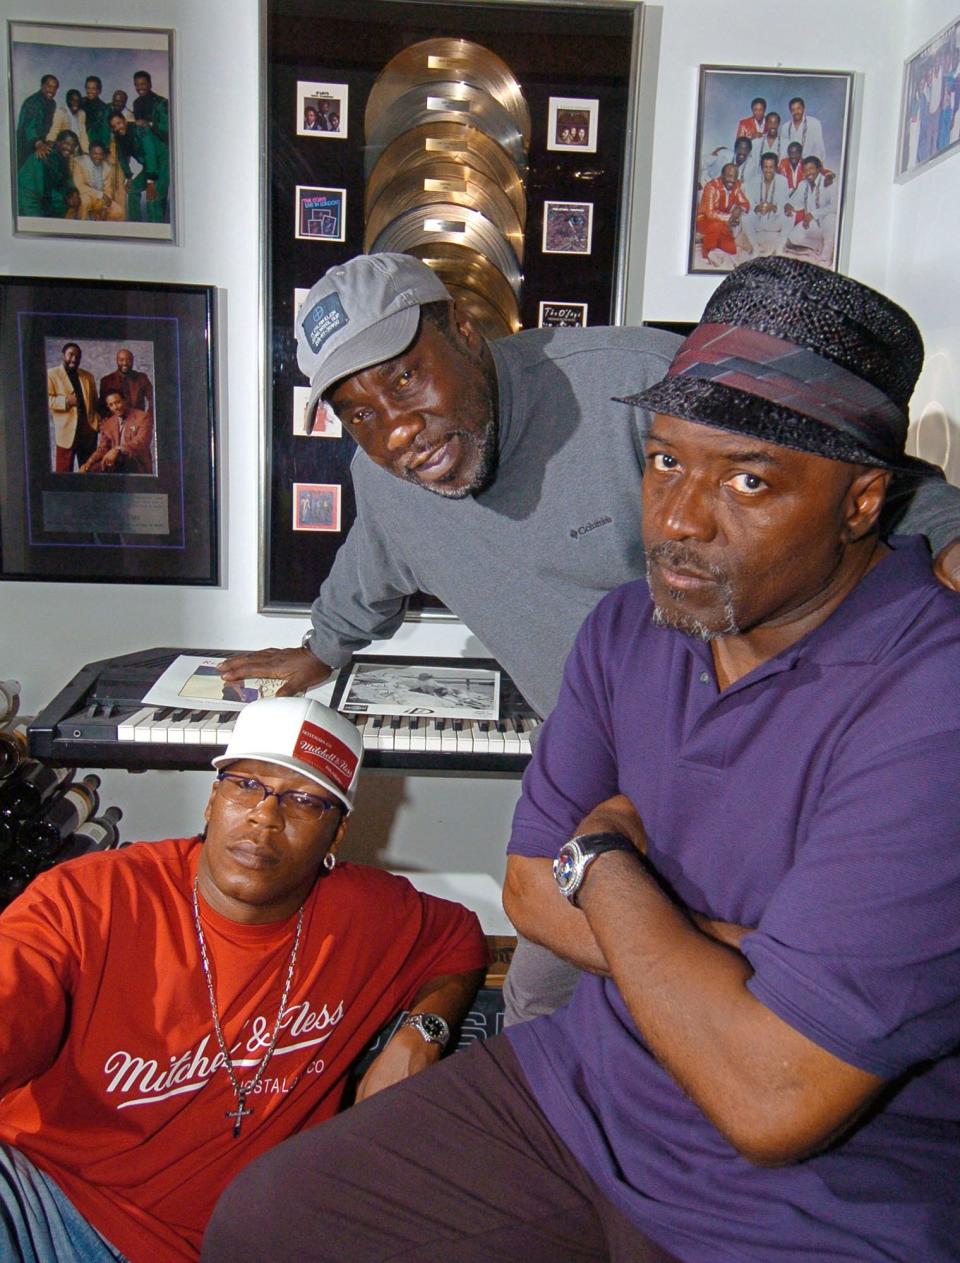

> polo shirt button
[699,671,710,684]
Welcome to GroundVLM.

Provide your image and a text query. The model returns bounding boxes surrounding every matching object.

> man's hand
[354,1026,441,1103]
[933,538,960,591]
[145,178,156,202]
[218,646,332,698]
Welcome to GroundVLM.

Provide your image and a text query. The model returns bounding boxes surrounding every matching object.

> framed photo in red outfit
[689,66,853,276]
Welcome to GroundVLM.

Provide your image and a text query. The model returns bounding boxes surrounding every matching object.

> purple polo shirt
[506,536,960,1263]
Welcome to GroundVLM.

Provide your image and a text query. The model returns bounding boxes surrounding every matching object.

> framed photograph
[689,66,853,275]
[896,17,960,182]
[542,200,594,254]
[538,301,588,328]
[292,387,342,438]
[547,96,598,152]
[296,80,348,138]
[263,0,644,613]
[292,482,341,532]
[0,277,217,585]
[294,185,346,242]
[8,20,174,241]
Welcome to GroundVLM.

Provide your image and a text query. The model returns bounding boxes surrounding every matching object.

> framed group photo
[0,277,217,586]
[8,20,174,241]
[689,66,853,275]
[896,15,960,182]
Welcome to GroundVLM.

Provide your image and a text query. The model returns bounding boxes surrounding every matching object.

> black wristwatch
[398,1011,450,1050]
[554,832,635,906]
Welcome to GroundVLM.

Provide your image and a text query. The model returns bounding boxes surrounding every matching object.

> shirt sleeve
[307,458,420,668]
[884,467,960,556]
[743,730,960,1080]
[508,597,623,859]
[0,878,79,1096]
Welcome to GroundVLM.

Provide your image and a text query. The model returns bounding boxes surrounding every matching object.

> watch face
[419,1014,446,1042]
[553,841,580,895]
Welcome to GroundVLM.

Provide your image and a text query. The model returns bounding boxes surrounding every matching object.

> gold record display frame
[261,0,645,614]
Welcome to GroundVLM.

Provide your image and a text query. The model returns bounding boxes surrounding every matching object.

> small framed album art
[0,277,218,586]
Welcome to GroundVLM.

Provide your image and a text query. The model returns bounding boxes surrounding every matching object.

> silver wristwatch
[553,832,635,906]
[398,1011,450,1050]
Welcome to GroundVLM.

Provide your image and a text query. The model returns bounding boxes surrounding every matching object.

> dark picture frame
[689,65,853,276]
[896,16,960,183]
[0,277,218,586]
[8,20,175,242]
[260,0,645,613]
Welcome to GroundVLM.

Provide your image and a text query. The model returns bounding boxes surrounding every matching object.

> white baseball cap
[296,252,452,428]
[212,697,362,812]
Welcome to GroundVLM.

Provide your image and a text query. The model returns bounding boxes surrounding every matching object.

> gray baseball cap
[296,253,452,425]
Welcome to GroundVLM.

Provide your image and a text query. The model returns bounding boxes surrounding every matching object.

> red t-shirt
[0,837,488,1262]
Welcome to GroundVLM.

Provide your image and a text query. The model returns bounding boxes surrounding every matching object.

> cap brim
[305,305,421,422]
[211,752,351,812]
[618,376,925,475]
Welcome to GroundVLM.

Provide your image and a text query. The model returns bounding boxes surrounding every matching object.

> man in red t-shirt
[0,697,488,1263]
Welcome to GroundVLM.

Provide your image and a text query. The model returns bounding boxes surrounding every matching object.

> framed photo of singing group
[896,15,960,182]
[689,66,853,276]
[0,276,218,586]
[8,20,175,241]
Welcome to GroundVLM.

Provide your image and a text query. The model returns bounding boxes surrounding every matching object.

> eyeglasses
[216,771,340,821]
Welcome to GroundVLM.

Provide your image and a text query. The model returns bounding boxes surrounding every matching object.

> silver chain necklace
[192,876,305,1137]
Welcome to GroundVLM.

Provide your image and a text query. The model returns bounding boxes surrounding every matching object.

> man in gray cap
[220,252,960,1026]
[0,696,486,1262]
[205,258,960,1263]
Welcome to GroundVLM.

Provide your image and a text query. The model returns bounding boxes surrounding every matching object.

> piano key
[198,712,224,745]
[409,717,427,751]
[440,719,458,753]
[454,719,473,753]
[425,719,445,752]
[393,718,412,751]
[118,706,159,742]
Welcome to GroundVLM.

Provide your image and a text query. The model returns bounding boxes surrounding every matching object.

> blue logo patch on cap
[301,292,349,355]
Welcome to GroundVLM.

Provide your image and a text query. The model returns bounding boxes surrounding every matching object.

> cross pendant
[226,1092,253,1138]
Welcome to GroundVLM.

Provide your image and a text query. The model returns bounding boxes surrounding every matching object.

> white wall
[887,0,960,484]
[1,0,956,876]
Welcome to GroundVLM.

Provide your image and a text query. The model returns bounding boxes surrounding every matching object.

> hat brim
[211,752,352,812]
[305,305,421,422]
[621,376,937,479]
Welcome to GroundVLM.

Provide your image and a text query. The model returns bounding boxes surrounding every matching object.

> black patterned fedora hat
[621,257,933,474]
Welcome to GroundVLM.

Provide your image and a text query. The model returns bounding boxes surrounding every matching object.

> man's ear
[844,466,892,541]
[203,780,218,826]
[326,812,349,860]
[450,300,483,351]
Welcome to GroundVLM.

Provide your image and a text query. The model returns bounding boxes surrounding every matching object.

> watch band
[398,1011,450,1050]
[554,831,635,906]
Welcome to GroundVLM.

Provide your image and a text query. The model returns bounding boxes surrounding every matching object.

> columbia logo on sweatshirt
[570,515,613,539]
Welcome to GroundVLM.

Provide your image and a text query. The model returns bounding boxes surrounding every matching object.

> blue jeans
[0,1144,128,1263]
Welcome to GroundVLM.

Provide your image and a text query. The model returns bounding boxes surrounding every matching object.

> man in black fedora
[204,259,960,1263]
[218,251,960,1031]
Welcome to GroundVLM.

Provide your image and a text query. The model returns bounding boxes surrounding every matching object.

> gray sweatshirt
[308,325,960,718]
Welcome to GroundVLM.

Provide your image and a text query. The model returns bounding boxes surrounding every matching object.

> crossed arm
[504,796,885,1168]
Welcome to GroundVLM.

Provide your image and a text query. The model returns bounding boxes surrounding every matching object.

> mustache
[645,541,729,584]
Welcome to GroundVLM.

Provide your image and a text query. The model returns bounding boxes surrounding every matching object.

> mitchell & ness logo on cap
[295,720,357,792]
[301,292,349,355]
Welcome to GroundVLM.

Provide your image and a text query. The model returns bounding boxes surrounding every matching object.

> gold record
[410,242,521,333]
[369,203,523,297]
[365,38,531,149]
[365,123,526,223]
[442,285,518,340]
[364,160,525,260]
[364,81,526,175]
